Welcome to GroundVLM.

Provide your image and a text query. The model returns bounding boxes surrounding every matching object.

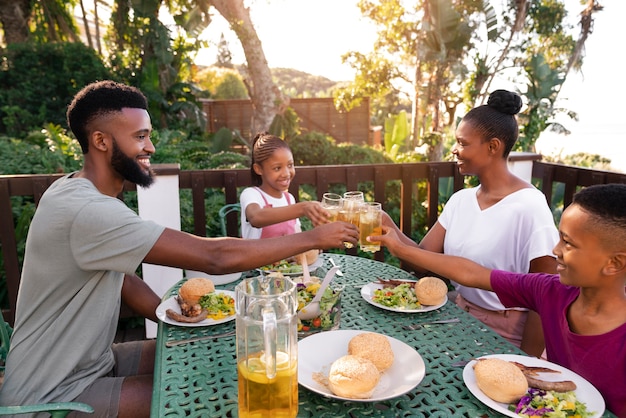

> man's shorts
[67,340,146,418]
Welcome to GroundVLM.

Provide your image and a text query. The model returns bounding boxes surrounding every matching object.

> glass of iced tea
[321,193,342,222]
[338,191,364,248]
[359,202,382,252]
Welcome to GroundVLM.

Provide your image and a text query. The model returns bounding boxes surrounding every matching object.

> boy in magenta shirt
[373,184,626,417]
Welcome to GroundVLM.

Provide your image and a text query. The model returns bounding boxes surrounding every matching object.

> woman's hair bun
[487,90,522,115]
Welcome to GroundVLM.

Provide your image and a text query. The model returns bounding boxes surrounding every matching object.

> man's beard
[111,137,155,188]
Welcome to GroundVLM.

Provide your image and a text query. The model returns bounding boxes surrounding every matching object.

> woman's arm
[381,213,446,274]
[373,226,493,290]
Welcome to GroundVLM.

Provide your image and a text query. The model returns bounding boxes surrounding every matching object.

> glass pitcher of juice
[235,276,298,418]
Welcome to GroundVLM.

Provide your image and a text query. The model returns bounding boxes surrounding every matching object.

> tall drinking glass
[359,202,382,252]
[338,191,364,248]
[321,193,342,222]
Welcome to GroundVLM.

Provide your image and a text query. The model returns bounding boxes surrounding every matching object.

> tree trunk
[94,0,102,55]
[79,0,93,49]
[210,0,283,136]
[0,0,31,44]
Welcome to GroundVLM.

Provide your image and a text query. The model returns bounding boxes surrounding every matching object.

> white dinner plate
[463,354,605,418]
[156,291,236,327]
[184,270,242,285]
[360,282,447,313]
[257,257,323,277]
[298,330,425,402]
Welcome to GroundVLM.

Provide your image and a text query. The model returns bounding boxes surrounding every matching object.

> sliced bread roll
[328,355,380,399]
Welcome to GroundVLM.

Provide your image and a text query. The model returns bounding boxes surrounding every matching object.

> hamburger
[179,277,215,305]
[176,277,215,317]
[328,355,380,399]
[348,332,394,372]
[473,358,529,403]
[414,276,448,306]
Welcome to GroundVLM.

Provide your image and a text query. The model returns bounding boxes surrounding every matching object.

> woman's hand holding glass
[359,202,382,252]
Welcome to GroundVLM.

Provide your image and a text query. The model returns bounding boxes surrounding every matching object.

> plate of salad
[156,290,236,327]
[257,257,323,276]
[360,282,447,313]
[463,354,604,418]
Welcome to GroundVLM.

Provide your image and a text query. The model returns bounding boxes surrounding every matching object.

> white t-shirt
[439,186,558,311]
[239,187,300,239]
[0,174,164,406]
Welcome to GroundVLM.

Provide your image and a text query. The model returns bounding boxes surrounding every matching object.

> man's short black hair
[67,80,148,153]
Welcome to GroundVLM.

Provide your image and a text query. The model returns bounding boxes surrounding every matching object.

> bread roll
[473,358,529,403]
[297,249,319,265]
[328,355,380,399]
[178,277,215,304]
[348,332,394,372]
[414,276,448,306]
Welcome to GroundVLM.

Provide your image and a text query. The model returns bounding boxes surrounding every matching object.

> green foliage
[29,0,80,43]
[341,0,588,158]
[335,143,392,165]
[384,110,410,158]
[193,67,248,99]
[214,73,248,99]
[517,54,565,151]
[288,132,337,166]
[288,132,393,166]
[269,107,301,141]
[0,42,113,136]
[150,128,250,170]
[107,0,207,134]
[0,125,82,175]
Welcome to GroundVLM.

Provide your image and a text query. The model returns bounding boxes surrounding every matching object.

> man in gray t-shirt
[0,81,359,417]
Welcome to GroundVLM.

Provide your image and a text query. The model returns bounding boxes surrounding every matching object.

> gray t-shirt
[0,174,165,406]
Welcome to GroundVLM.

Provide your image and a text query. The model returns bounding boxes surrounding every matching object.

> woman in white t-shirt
[240,133,329,239]
[384,90,558,356]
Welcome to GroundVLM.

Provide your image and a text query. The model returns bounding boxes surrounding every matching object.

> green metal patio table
[150,253,616,417]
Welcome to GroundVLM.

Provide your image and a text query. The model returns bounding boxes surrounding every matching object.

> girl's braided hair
[250,132,291,186]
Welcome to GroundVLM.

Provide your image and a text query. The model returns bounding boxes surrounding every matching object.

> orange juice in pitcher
[237,351,297,418]
[235,277,298,418]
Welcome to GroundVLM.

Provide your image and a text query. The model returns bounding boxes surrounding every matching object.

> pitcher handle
[262,307,277,379]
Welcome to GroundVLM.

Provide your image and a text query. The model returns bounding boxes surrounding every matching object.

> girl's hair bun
[487,90,522,115]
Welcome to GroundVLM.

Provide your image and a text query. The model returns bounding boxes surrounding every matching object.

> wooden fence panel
[201,97,370,144]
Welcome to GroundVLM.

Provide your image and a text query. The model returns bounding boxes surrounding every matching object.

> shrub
[333,143,392,165]
[0,42,113,137]
[288,132,336,166]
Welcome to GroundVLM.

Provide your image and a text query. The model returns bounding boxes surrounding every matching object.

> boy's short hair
[67,80,148,154]
[573,183,626,250]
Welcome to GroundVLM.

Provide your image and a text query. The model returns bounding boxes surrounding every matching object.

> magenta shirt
[491,270,626,417]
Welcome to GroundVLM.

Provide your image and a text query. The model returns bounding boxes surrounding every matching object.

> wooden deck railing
[1,159,625,325]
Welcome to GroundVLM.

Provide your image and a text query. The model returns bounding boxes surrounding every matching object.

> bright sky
[196,0,625,171]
